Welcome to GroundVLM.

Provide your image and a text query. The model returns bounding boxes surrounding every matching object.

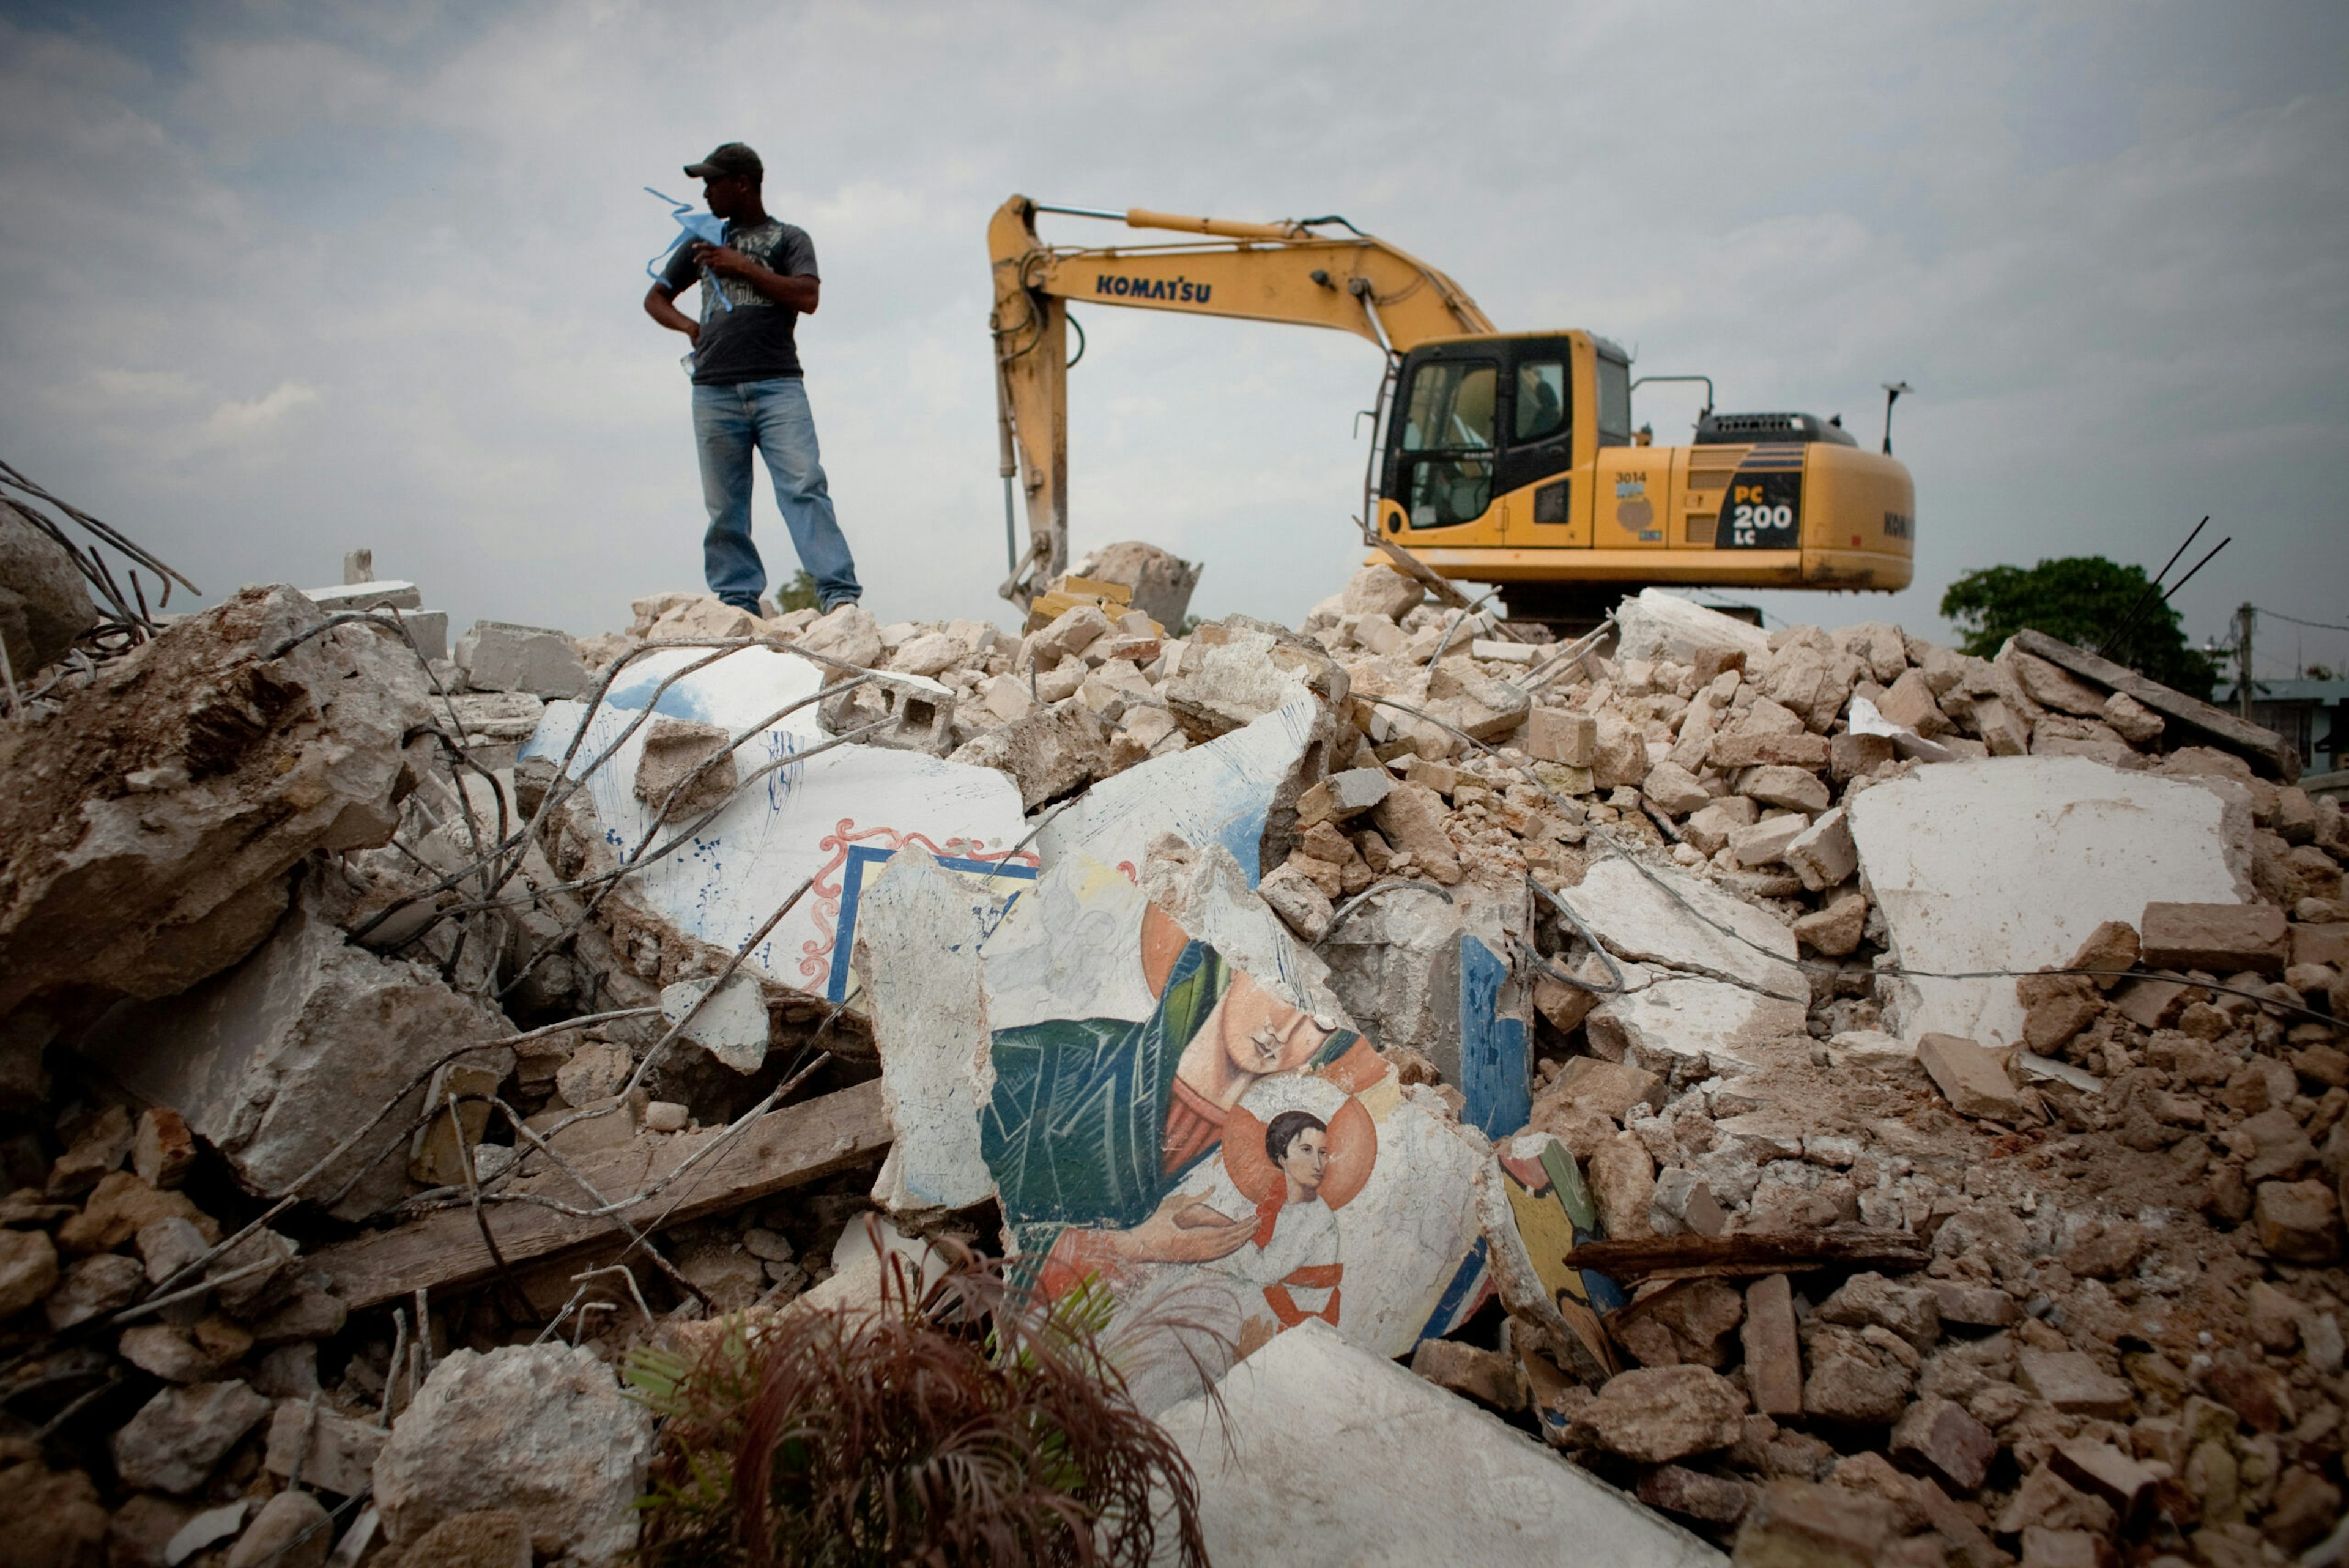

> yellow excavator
[989,196,1915,623]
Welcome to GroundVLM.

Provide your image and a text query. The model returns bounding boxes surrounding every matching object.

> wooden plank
[1563,1228,1929,1284]
[2013,628,2298,782]
[313,1080,891,1309]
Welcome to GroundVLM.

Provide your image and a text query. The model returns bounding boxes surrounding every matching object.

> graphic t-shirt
[660,216,818,385]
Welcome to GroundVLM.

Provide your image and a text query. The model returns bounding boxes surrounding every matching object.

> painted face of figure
[1281,1126,1328,1196]
[1218,972,1330,1078]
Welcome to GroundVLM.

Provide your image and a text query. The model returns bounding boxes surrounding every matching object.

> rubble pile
[0,519,2343,1566]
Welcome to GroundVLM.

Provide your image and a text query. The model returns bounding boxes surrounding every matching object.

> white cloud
[0,1,2340,675]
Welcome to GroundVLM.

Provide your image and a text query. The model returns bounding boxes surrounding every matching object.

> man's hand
[691,242,760,279]
[686,243,820,313]
[643,282,699,341]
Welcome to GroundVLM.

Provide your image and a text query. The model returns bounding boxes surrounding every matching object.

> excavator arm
[988,195,1493,601]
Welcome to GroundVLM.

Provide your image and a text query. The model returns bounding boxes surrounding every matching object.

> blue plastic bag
[645,187,732,313]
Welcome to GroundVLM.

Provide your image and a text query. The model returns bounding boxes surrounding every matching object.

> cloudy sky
[2,1,2344,677]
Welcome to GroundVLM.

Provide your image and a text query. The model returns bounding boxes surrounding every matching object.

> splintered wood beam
[312,1081,891,1309]
[1564,1228,1931,1284]
[2012,628,2298,782]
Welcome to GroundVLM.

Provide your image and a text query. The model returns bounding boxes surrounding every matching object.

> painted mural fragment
[968,849,1488,1413]
[1482,1130,1627,1395]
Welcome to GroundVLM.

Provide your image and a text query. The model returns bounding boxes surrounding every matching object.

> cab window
[1596,355,1632,445]
[1514,361,1567,442]
[1401,363,1496,451]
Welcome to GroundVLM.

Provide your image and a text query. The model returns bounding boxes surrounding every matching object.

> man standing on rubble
[642,142,862,616]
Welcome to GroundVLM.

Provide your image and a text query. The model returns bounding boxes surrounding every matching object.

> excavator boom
[987,194,1914,618]
[989,196,1490,595]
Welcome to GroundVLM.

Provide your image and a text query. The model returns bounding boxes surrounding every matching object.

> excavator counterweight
[988,195,1915,621]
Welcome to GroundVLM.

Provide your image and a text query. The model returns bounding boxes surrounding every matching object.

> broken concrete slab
[1614,589,1772,670]
[528,646,1031,1007]
[84,885,516,1219]
[371,1344,653,1568]
[1156,1319,1723,1566]
[1035,693,1322,886]
[1319,887,1530,1138]
[1584,969,1809,1076]
[1848,756,2251,1047]
[853,849,1004,1213]
[454,621,588,700]
[1559,856,1804,997]
[0,585,431,1018]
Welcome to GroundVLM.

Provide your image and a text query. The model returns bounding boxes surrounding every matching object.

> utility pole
[2234,602,2256,721]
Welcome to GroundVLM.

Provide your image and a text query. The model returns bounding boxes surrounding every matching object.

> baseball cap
[683,142,763,180]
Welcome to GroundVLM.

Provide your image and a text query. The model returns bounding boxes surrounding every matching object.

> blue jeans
[690,377,860,613]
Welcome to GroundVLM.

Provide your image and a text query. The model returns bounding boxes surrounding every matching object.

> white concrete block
[302,580,420,611]
[1155,1320,1724,1568]
[1847,755,2252,1048]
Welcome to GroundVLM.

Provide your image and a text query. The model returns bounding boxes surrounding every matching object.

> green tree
[1939,556,2218,700]
[773,569,818,613]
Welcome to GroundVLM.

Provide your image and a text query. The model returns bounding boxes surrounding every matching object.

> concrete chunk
[1891,1396,1997,1495]
[2139,901,2288,974]
[85,887,516,1219]
[1615,588,1772,669]
[948,700,1108,808]
[0,586,430,1019]
[1731,813,1808,867]
[2016,1349,2133,1418]
[1340,564,1423,621]
[1742,1273,1804,1418]
[1575,1365,1748,1463]
[1784,806,1857,890]
[1525,708,1597,767]
[372,1344,653,1567]
[1296,766,1393,827]
[1915,1033,2028,1122]
[455,620,587,699]
[111,1380,272,1495]
[265,1402,384,1497]
[631,716,737,822]
[1709,728,1832,770]
[1,500,100,673]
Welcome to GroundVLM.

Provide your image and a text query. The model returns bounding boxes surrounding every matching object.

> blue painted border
[823,845,1039,1002]
[1416,1235,1491,1344]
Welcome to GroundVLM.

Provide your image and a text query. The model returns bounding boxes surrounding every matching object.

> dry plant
[626,1227,1212,1567]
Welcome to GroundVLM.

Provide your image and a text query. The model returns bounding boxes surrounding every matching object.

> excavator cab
[1378,331,1628,548]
